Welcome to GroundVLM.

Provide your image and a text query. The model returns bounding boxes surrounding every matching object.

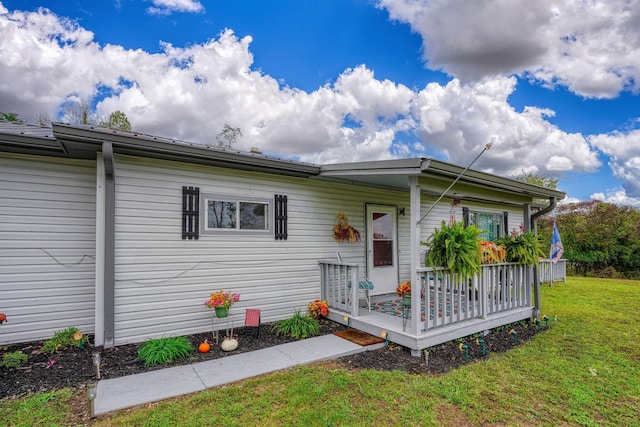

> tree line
[538,201,640,279]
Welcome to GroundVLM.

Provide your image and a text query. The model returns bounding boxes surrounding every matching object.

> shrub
[272,310,320,340]
[41,327,88,353]
[137,336,193,366]
[0,351,28,368]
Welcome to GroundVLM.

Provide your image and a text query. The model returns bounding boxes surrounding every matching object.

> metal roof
[0,121,565,202]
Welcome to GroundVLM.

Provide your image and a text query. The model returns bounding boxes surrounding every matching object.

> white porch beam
[409,176,421,338]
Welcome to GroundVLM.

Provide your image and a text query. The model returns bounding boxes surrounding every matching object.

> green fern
[137,336,193,366]
[426,221,482,280]
[496,231,544,265]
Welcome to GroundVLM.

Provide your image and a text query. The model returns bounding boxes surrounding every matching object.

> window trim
[200,193,272,236]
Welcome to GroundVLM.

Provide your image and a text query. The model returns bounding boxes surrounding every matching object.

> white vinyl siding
[0,153,96,345]
[111,154,412,344]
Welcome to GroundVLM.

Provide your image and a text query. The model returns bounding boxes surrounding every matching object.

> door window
[372,212,393,267]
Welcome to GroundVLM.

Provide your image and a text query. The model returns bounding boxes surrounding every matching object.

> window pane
[478,213,495,241]
[207,201,236,229]
[239,202,267,230]
[373,241,393,266]
[372,212,392,239]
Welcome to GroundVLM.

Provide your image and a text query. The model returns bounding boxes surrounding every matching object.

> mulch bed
[0,318,545,401]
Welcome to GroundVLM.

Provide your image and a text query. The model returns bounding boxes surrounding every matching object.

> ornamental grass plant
[272,309,320,340]
[137,336,193,366]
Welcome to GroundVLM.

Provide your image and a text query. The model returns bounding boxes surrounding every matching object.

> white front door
[366,204,398,295]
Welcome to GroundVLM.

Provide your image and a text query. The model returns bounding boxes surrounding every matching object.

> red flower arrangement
[308,299,329,319]
[204,291,240,310]
[0,313,6,324]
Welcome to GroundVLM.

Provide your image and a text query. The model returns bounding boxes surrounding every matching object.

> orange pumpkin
[198,340,211,353]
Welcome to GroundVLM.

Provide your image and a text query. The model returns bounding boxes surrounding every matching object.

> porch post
[410,176,421,336]
[524,204,541,317]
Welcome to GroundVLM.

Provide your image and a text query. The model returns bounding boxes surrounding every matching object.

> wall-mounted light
[398,207,405,216]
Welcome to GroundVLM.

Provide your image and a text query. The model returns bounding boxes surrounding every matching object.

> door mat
[333,328,385,346]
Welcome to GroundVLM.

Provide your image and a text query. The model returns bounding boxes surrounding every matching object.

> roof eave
[51,123,320,178]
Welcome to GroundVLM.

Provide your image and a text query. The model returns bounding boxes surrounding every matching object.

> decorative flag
[550,221,564,264]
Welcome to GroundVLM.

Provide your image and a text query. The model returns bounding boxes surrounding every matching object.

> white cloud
[378,0,640,99]
[590,189,640,208]
[1,4,638,206]
[589,129,640,197]
[147,0,204,15]
[410,77,601,177]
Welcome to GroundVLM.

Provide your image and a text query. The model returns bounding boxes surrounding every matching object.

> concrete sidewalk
[94,334,380,415]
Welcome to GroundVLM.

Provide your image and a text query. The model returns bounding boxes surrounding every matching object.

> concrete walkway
[94,334,380,415]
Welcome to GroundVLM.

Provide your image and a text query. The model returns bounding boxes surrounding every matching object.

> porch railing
[318,259,564,335]
[538,259,567,284]
[418,263,532,331]
[319,260,361,317]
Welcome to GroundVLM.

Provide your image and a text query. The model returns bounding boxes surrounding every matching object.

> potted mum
[308,299,329,319]
[204,290,240,318]
[396,281,412,306]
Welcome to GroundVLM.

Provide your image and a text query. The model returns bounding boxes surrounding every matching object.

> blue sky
[1,0,640,206]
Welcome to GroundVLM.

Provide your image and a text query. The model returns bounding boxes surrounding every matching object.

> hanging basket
[214,307,229,318]
[402,295,411,306]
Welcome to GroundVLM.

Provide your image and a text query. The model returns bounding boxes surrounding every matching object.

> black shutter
[182,186,200,240]
[274,194,288,240]
[503,211,509,236]
[462,207,470,228]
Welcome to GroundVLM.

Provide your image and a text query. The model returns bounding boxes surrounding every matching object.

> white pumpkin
[220,337,238,352]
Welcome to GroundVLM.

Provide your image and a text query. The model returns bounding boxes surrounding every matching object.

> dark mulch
[0,318,545,401]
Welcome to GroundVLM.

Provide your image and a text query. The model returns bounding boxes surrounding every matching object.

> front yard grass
[1,277,638,426]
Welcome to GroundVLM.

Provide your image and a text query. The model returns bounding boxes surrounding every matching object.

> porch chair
[348,277,374,312]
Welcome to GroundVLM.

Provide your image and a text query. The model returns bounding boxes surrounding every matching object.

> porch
[320,259,566,355]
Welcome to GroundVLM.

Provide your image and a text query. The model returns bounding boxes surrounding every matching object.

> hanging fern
[496,231,545,265]
[426,221,482,280]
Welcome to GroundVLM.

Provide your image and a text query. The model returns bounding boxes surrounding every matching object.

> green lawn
[2,277,639,426]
